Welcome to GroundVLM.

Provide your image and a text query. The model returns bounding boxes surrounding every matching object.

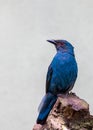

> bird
[36,39,78,124]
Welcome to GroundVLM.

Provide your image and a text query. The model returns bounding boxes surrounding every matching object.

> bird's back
[46,51,78,94]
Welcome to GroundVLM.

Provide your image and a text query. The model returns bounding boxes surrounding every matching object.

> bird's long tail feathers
[37,92,57,124]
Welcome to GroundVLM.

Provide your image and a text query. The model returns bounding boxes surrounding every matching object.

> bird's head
[47,39,74,55]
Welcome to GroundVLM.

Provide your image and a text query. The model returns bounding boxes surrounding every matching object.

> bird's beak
[47,40,56,45]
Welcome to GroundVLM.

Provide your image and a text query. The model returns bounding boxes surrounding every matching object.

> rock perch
[33,93,93,130]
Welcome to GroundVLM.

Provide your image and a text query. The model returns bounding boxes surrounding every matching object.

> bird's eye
[61,42,64,46]
[57,42,64,47]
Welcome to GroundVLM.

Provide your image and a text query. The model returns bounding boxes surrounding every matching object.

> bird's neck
[57,48,74,57]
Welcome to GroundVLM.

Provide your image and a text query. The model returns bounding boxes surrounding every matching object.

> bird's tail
[37,92,57,124]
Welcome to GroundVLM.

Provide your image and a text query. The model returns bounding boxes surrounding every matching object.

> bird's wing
[46,65,53,93]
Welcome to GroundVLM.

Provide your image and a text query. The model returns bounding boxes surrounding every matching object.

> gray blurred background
[0,0,93,129]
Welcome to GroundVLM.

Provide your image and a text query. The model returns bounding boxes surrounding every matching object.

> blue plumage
[37,40,78,124]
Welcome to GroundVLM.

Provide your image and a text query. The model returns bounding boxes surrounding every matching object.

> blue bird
[37,40,78,124]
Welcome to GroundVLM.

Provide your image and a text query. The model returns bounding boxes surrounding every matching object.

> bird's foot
[69,91,76,96]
